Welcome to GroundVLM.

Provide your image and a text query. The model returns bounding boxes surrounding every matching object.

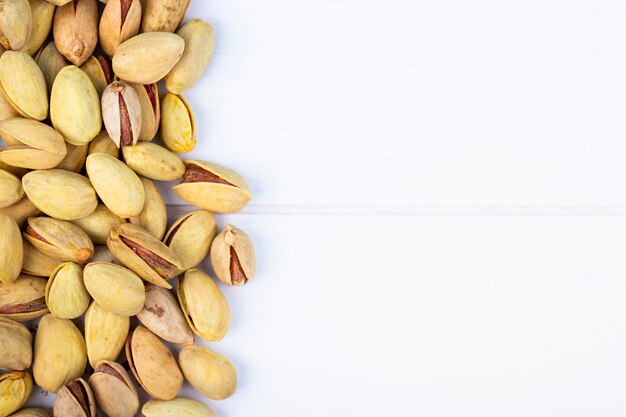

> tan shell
[53,378,96,417]
[88,361,139,417]
[0,0,32,50]
[87,131,118,158]
[84,301,129,367]
[125,325,183,400]
[101,81,142,147]
[0,274,48,321]
[21,239,61,277]
[0,161,27,178]
[165,19,214,94]
[0,82,18,121]
[140,0,189,33]
[33,314,87,393]
[83,262,144,316]
[71,204,124,245]
[19,0,55,56]
[0,214,22,284]
[112,32,184,84]
[0,118,67,169]
[52,0,98,66]
[179,345,237,400]
[35,41,68,95]
[160,93,195,154]
[55,142,88,173]
[122,142,185,181]
[128,177,167,240]
[45,262,90,319]
[142,398,215,417]
[0,197,40,228]
[131,83,159,142]
[178,269,230,342]
[0,317,32,371]
[99,0,141,56]
[79,56,107,97]
[24,217,94,263]
[9,407,52,417]
[0,372,32,417]
[136,284,194,345]
[0,51,48,120]
[0,169,23,209]
[164,210,216,272]
[210,224,256,286]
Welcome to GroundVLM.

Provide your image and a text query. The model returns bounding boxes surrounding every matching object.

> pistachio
[0,51,48,120]
[160,93,195,154]
[0,0,32,50]
[142,398,215,417]
[125,325,183,400]
[96,54,113,84]
[179,345,237,400]
[54,378,95,417]
[19,0,55,56]
[140,0,190,33]
[0,214,22,285]
[45,262,90,319]
[136,284,193,345]
[9,407,52,417]
[52,0,98,66]
[21,239,61,277]
[71,204,124,245]
[84,301,128,367]
[0,372,32,417]
[0,318,32,371]
[164,210,216,272]
[128,177,167,240]
[33,314,87,393]
[131,83,159,142]
[0,197,40,229]
[0,169,23,209]
[211,224,256,286]
[0,118,67,169]
[89,245,119,264]
[35,41,68,95]
[83,262,145,316]
[0,161,27,177]
[99,0,141,57]
[165,19,214,94]
[55,143,88,172]
[173,160,252,213]
[122,142,185,181]
[88,361,139,417]
[101,81,141,147]
[79,56,107,97]
[24,217,94,263]
[178,269,230,342]
[112,32,184,84]
[0,83,18,121]
[0,275,48,322]
[87,131,118,158]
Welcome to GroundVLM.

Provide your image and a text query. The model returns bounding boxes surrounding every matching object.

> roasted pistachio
[179,345,237,400]
[0,0,32,50]
[0,118,67,169]
[160,93,195,154]
[19,0,55,56]
[24,217,94,263]
[46,262,90,319]
[54,378,96,417]
[123,143,184,181]
[0,197,40,228]
[84,301,129,367]
[142,398,215,417]
[136,284,193,345]
[0,372,32,417]
[21,239,61,277]
[128,177,167,240]
[0,275,48,322]
[83,262,145,316]
[0,214,22,285]
[99,0,141,57]
[71,204,124,245]
[101,81,141,147]
[0,51,48,120]
[140,0,189,33]
[0,169,23,209]
[131,83,159,142]
[87,131,118,158]
[211,224,256,286]
[35,41,68,95]
[55,143,88,173]
[0,318,32,371]
[88,361,139,417]
[52,0,98,66]
[79,56,108,97]
[165,210,216,272]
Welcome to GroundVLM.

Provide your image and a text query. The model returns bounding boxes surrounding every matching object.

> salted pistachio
[128,177,167,240]
[125,325,183,400]
[83,262,144,316]
[0,372,32,417]
[137,284,193,345]
[79,56,107,97]
[0,0,32,50]
[142,398,215,417]
[50,65,101,146]
[165,19,214,94]
[46,263,90,319]
[0,84,18,121]
[173,160,252,213]
[33,314,87,393]
[71,204,124,245]
[107,223,182,288]
[160,93,195,154]
[53,0,98,66]
[0,118,67,169]
[165,210,216,272]
[85,153,145,217]
[0,169,23,209]
[112,32,184,84]
[0,275,48,322]
[9,407,52,417]
[89,245,119,264]
[55,143,88,172]
[84,301,128,367]
[99,0,141,57]
[19,0,55,56]
[131,83,159,142]
[88,361,139,417]
[35,41,68,95]
[21,239,61,277]
[0,51,48,120]
[1,198,41,229]
[101,81,141,148]
[0,317,32,371]
[141,0,189,33]
[54,378,95,417]
[122,143,185,181]
[178,269,230,342]
[179,345,237,400]
[88,131,118,158]
[0,214,22,285]
[211,224,256,286]
[24,217,94,263]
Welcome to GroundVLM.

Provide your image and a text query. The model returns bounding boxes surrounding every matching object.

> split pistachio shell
[83,262,145,316]
[112,32,184,84]
[35,41,68,95]
[45,262,90,319]
[131,83,159,142]
[0,197,40,228]
[84,301,129,367]
[178,269,230,342]
[165,210,216,272]
[0,372,32,417]
[55,143,88,172]
[24,217,94,263]
[160,93,195,154]
[88,361,139,417]
[0,169,23,209]
[165,19,214,94]
[87,131,118,158]
[33,314,87,393]
[0,214,22,285]
[173,160,252,213]
[9,407,52,417]
[89,245,118,264]
[142,398,215,417]
[0,318,32,371]
[126,325,183,400]
[53,378,96,417]
[79,56,107,97]
[0,275,48,321]
[21,239,61,277]
[0,0,32,50]
[52,0,98,66]
[141,0,189,33]
[137,284,193,345]
[128,177,167,240]
[19,0,55,56]
[71,204,124,245]
[50,65,102,146]
[122,143,185,181]
[101,81,141,147]
[179,345,237,400]
[0,51,48,120]
[211,224,256,286]
[99,0,141,56]
[0,118,67,169]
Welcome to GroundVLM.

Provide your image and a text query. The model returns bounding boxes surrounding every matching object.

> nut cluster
[0,1,256,416]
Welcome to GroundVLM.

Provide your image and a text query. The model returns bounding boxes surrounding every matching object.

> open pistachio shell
[0,274,48,322]
[22,239,61,277]
[179,345,237,400]
[84,301,129,368]
[122,142,185,181]
[164,210,216,272]
[83,262,145,316]
[0,51,48,120]
[87,131,119,158]
[142,398,215,417]
[137,284,194,345]
[88,361,139,417]
[0,0,32,50]
[9,407,52,417]
[53,378,96,417]
[24,217,94,263]
[52,0,98,66]
[35,41,68,96]
[99,0,141,56]
[79,56,108,97]
[55,142,88,173]
[160,93,195,154]
[0,317,32,371]
[128,177,167,240]
[131,83,159,142]
[71,204,125,245]
[101,81,142,147]
[0,214,22,285]
[45,262,90,319]
[0,197,40,228]
[140,0,189,33]
[0,372,32,417]
[0,169,23,209]
[19,0,55,56]
[0,118,67,169]
[210,224,256,286]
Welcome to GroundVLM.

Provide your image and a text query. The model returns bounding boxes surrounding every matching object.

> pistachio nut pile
[0,1,257,416]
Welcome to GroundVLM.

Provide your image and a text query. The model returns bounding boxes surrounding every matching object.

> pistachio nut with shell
[140,0,190,33]
[112,32,185,84]
[33,314,87,393]
[24,217,94,263]
[101,81,141,147]
[87,131,118,158]
[0,318,32,371]
[52,0,98,66]
[211,224,256,286]
[99,0,141,57]
[0,197,40,229]
[164,210,216,272]
[0,169,23,209]
[136,284,194,345]
[89,245,119,264]
[0,118,67,169]
[0,372,32,417]
[83,262,145,316]
[9,407,52,417]
[96,54,113,84]
[21,239,61,277]
[179,345,237,400]
[45,262,90,319]
[165,19,214,94]
[79,56,107,97]
[19,0,55,56]
[0,161,27,178]
[71,204,124,245]
[125,325,183,400]
[122,143,185,181]
[55,143,88,172]
[50,65,102,146]
[142,398,215,417]
[173,160,252,213]
[53,378,96,417]
[107,223,182,288]
[84,301,128,367]
[0,275,48,322]
[160,93,195,154]
[85,153,145,218]
[0,214,22,285]
[88,361,139,417]
[131,83,159,142]
[178,269,231,342]
[0,0,32,50]
[0,51,48,120]
[0,84,18,121]
[128,177,167,240]
[35,41,68,95]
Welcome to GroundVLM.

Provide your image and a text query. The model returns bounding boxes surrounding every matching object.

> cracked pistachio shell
[125,325,183,400]
[71,204,124,245]
[178,269,230,342]
[128,177,166,240]
[179,345,236,400]
[210,224,256,286]
[55,143,88,173]
[0,0,32,50]
[142,398,215,417]
[0,275,48,322]
[0,318,32,371]
[87,131,118,158]
[0,197,40,229]
[112,32,184,84]
[122,143,185,181]
[99,0,141,57]
[0,214,22,285]
[33,314,87,393]
[54,378,95,417]
[165,19,214,94]
[173,160,252,213]
[21,239,61,277]
[24,217,94,263]
[164,210,216,272]
[50,65,101,146]
[137,284,193,345]
[0,51,48,120]
[0,372,32,417]
[0,118,67,169]
[52,0,98,66]
[160,93,195,154]
[35,41,68,95]
[140,0,189,33]
[84,301,128,368]
[88,361,139,417]
[19,0,55,56]
[79,56,107,97]
[45,262,90,319]
[101,81,141,147]
[0,169,23,209]
[9,407,52,417]
[83,262,144,316]
[131,83,159,142]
